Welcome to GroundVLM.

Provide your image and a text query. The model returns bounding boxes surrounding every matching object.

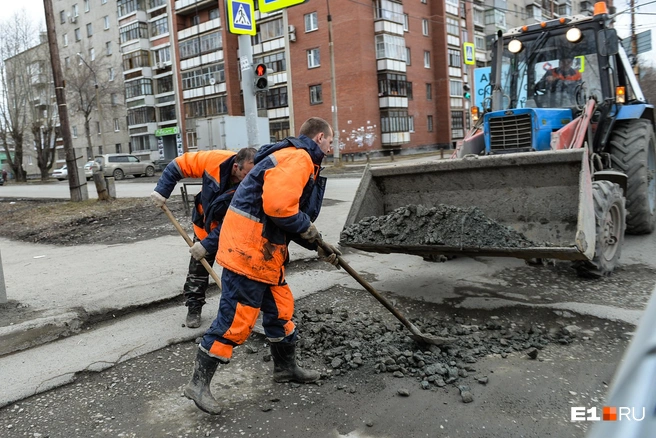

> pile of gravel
[341,204,536,249]
[296,306,578,394]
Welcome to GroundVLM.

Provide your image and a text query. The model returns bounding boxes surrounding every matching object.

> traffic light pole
[238,34,260,147]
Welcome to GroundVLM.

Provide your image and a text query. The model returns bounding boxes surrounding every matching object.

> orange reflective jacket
[154,150,237,253]
[217,136,326,284]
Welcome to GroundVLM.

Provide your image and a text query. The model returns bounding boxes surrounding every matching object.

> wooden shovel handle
[161,204,222,289]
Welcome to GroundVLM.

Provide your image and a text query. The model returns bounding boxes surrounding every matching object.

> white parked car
[84,161,100,180]
[52,165,68,181]
[95,154,156,180]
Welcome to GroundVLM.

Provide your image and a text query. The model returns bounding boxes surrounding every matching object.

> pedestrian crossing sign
[463,42,475,65]
[227,0,256,35]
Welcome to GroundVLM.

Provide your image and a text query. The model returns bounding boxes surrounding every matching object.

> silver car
[95,154,155,181]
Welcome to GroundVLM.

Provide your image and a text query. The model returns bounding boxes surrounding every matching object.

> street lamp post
[77,53,107,159]
[326,0,341,165]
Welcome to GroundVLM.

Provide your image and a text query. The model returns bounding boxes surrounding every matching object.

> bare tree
[65,54,122,160]
[0,11,39,182]
[639,64,656,105]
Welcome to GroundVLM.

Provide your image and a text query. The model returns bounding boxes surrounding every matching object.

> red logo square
[603,406,617,421]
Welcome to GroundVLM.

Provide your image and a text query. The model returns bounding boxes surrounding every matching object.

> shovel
[161,204,222,290]
[318,240,454,346]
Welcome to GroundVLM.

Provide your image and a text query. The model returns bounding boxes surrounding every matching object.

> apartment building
[54,0,129,165]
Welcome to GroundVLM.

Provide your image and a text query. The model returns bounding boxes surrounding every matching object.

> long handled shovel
[161,204,222,290]
[318,240,453,346]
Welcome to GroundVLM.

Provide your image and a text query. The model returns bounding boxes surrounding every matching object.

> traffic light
[254,63,268,92]
[463,83,471,100]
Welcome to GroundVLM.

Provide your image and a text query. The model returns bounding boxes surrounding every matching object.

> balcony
[580,1,593,13]
[381,132,410,146]
[177,17,221,40]
[374,20,404,37]
[175,0,215,14]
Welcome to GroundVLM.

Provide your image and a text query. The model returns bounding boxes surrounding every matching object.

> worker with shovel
[184,117,341,415]
[150,147,256,328]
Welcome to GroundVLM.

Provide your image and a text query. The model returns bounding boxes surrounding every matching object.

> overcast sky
[0,0,654,61]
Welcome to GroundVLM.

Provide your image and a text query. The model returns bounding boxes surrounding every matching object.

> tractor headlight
[508,39,523,54]
[566,27,582,42]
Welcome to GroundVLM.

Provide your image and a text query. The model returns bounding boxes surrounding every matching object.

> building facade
[54,0,129,167]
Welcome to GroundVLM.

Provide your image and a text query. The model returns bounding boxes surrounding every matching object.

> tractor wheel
[575,181,626,278]
[608,119,656,234]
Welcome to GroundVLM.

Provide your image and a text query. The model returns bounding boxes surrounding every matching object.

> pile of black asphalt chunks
[293,305,584,403]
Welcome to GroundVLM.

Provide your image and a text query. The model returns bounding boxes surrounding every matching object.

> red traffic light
[255,64,267,77]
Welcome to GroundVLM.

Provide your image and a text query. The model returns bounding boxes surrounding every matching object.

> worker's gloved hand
[150,190,167,208]
[300,222,320,243]
[318,242,342,268]
[189,242,208,261]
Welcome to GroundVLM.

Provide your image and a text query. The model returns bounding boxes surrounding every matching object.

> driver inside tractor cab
[535,56,582,107]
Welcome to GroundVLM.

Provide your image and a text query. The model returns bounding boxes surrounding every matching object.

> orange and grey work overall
[200,135,326,362]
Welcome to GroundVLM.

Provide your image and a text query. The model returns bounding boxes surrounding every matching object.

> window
[115,143,121,153]
[373,0,403,24]
[73,4,79,17]
[122,50,150,70]
[256,86,288,109]
[270,120,290,142]
[448,48,461,68]
[114,118,120,131]
[63,34,68,46]
[380,110,409,133]
[209,8,219,19]
[403,14,409,31]
[253,51,286,73]
[405,47,411,65]
[378,73,409,97]
[96,121,101,135]
[72,126,78,137]
[86,23,93,37]
[106,41,112,56]
[184,96,228,118]
[254,18,283,43]
[102,0,107,4]
[84,0,89,12]
[179,31,222,59]
[111,93,118,106]
[64,57,70,68]
[475,36,485,51]
[427,115,433,132]
[118,0,141,16]
[409,116,415,132]
[446,17,458,36]
[109,67,115,81]
[191,15,200,26]
[305,12,318,32]
[449,80,462,96]
[181,63,225,90]
[89,48,95,61]
[407,82,413,99]
[75,28,81,41]
[375,34,406,61]
[310,85,322,104]
[153,46,171,64]
[159,105,176,122]
[421,0,427,3]
[445,0,458,15]
[426,83,432,100]
[150,17,168,37]
[127,107,157,126]
[307,48,320,68]
[422,19,429,36]
[120,22,148,43]
[157,75,173,94]
[60,11,66,24]
[104,16,110,30]
[451,111,464,138]
[125,78,153,99]
[424,51,430,68]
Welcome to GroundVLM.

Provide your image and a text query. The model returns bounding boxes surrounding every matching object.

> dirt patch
[341,204,537,248]
[0,197,191,246]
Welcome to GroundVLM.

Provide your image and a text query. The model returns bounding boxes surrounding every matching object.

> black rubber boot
[185,304,202,328]
[270,342,320,383]
[183,348,222,415]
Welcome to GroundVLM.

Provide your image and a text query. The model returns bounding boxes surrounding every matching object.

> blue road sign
[227,0,256,35]
[258,0,306,14]
[474,67,491,109]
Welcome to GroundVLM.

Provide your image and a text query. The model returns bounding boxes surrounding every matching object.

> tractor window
[496,28,604,111]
